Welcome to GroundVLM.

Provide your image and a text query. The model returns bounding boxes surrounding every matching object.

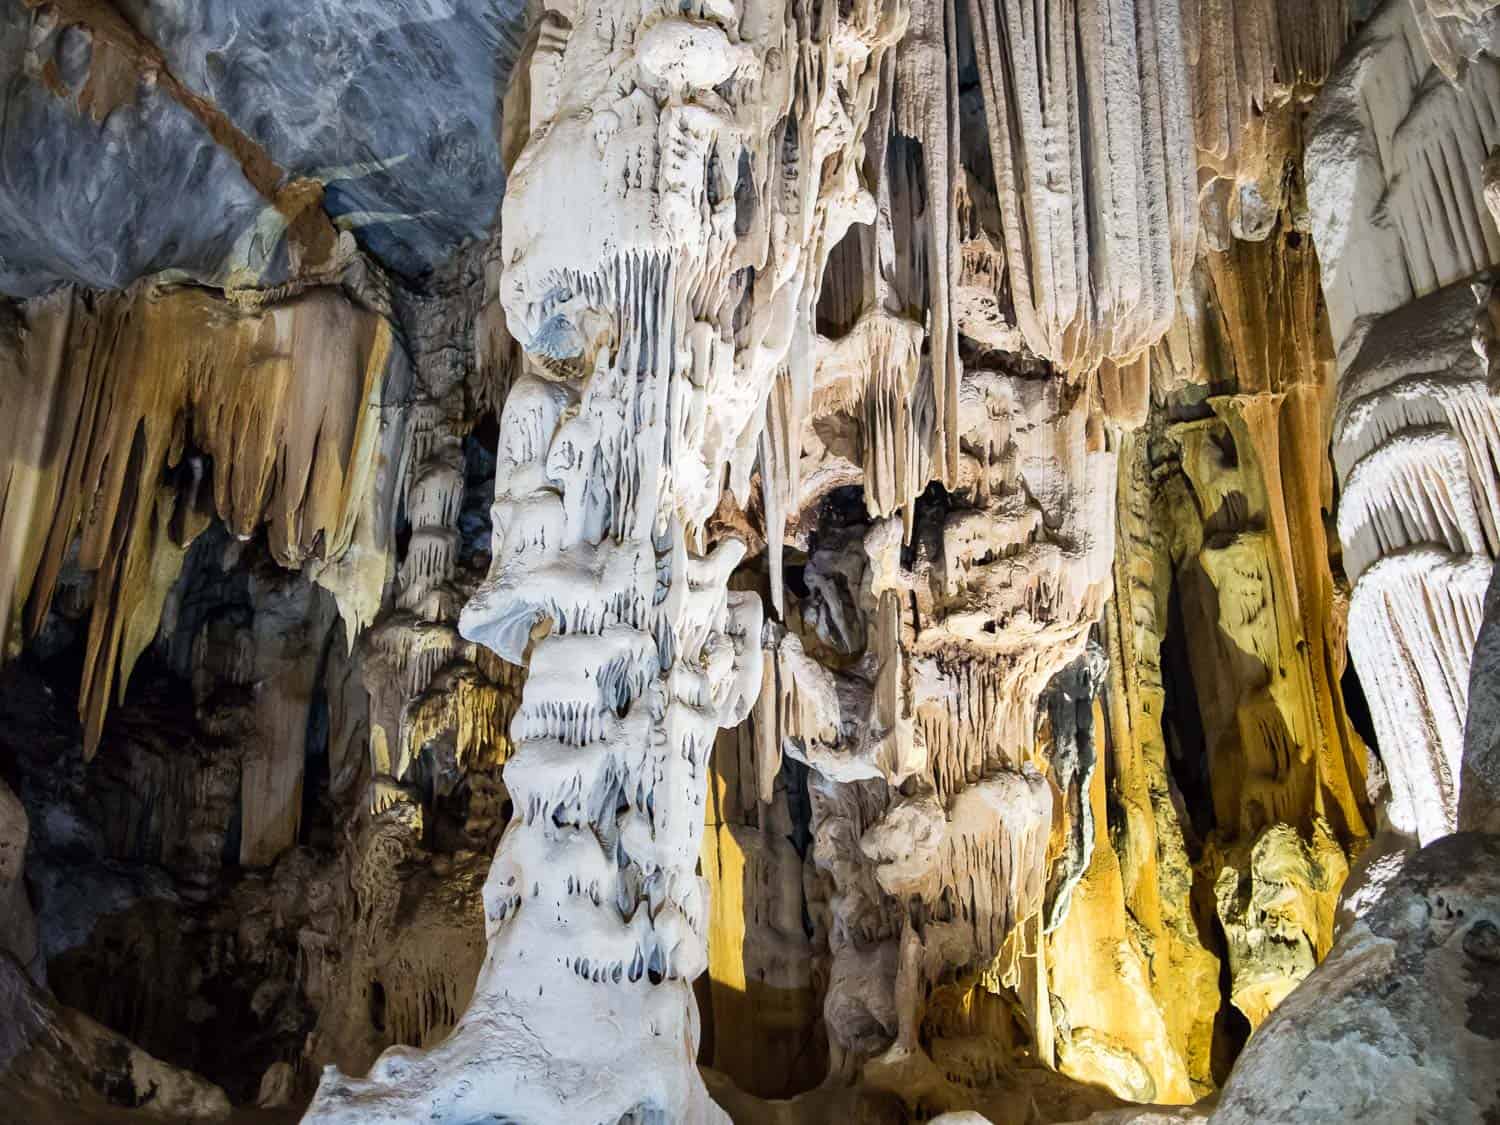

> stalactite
[1188,0,1347,247]
[1308,0,1500,352]
[1328,274,1500,841]
[964,0,1197,372]
[5,1,1500,1121]
[0,281,407,755]
[305,0,905,1119]
[893,0,961,483]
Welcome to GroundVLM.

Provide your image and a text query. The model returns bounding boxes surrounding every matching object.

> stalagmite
[1310,0,1500,836]
[1211,821,1348,1029]
[306,0,905,1119]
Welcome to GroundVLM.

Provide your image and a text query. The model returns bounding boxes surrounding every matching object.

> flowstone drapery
[1310,0,1500,842]
[9,1,1500,1122]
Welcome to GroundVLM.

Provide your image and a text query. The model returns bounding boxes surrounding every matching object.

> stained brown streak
[1190,0,1348,179]
[1198,225,1373,843]
[0,284,397,756]
[22,0,336,265]
[1189,0,1349,246]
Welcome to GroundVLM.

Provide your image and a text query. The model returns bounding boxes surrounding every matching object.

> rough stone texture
[0,777,39,977]
[1190,0,1347,249]
[1092,202,1371,1078]
[964,0,1197,373]
[305,0,903,1117]
[0,277,409,756]
[1211,822,1347,1029]
[1462,154,1500,835]
[0,950,231,1122]
[1046,839,1500,1125]
[1414,0,1500,79]
[0,0,528,293]
[1208,832,1500,1125]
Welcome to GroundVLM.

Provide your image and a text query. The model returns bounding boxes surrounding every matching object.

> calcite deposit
[3,0,1500,1123]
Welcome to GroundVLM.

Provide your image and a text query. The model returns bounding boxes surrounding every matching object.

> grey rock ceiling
[2,0,527,292]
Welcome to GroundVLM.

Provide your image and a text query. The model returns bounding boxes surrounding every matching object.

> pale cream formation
[306,0,906,1119]
[1309,0,1500,841]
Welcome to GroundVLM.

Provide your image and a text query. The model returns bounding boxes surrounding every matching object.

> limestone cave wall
[2,1,1500,1123]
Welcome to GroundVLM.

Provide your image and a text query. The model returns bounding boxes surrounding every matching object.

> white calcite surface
[1313,0,1500,842]
[964,0,1197,373]
[1308,0,1500,355]
[304,0,904,1119]
[1330,277,1500,841]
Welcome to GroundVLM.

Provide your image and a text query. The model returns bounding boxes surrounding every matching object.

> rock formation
[1064,832,1500,1125]
[1310,0,1500,843]
[1,0,1499,1123]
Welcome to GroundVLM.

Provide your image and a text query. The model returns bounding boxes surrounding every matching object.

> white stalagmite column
[305,0,904,1120]
[1309,0,1500,842]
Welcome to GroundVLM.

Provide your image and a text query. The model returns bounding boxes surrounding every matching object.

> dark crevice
[1161,573,1214,849]
[1342,657,1380,757]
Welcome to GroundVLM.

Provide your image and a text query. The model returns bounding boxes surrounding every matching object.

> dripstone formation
[2,1,1500,1123]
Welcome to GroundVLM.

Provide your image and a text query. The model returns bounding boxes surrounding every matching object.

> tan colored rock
[0,281,407,754]
[1092,431,1223,1097]
[1414,0,1500,80]
[4,0,1491,1118]
[256,1061,297,1109]
[698,735,826,1098]
[1189,0,1346,247]
[1043,693,1198,1104]
[1210,821,1347,1029]
[1086,210,1369,1086]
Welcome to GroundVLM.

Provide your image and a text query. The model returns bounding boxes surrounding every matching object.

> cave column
[304,0,903,1118]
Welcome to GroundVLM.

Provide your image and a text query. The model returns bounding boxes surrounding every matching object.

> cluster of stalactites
[743,331,1125,1106]
[1308,0,1500,352]
[1330,275,1500,840]
[801,0,1207,560]
[965,0,1198,373]
[0,282,405,754]
[1189,0,1348,246]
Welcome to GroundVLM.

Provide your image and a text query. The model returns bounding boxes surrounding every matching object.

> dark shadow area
[1341,657,1380,756]
[1161,573,1214,848]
